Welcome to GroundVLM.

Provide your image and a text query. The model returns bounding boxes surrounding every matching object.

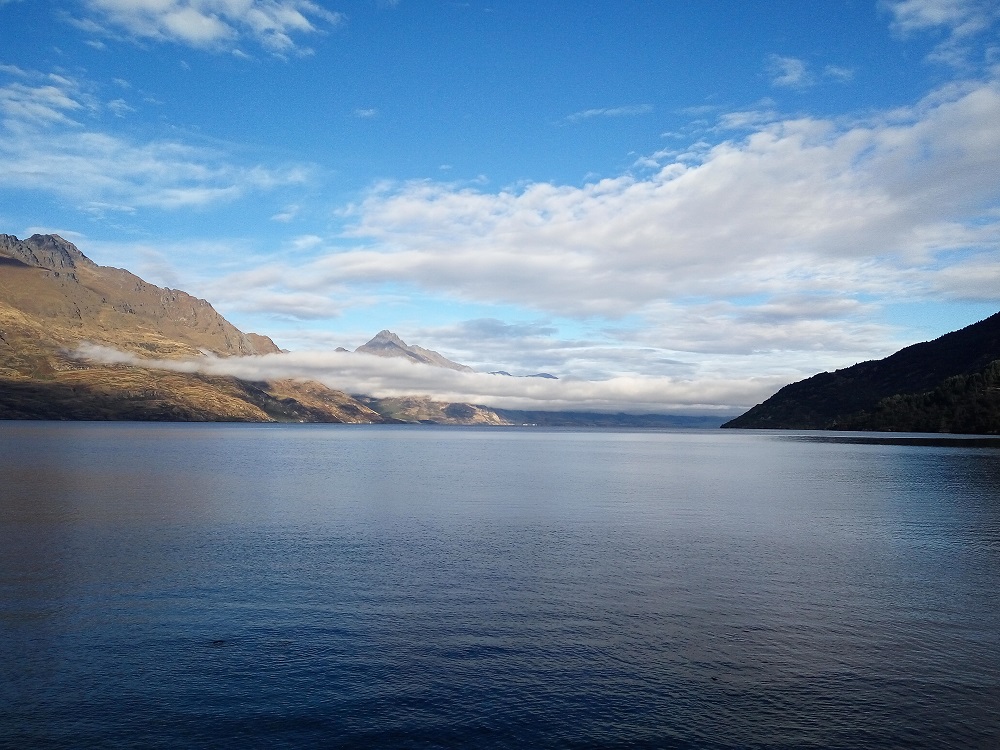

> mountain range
[1,233,721,426]
[723,311,1000,433]
[0,234,386,422]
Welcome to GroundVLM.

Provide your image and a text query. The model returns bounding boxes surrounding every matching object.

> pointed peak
[356,329,475,372]
[367,330,406,346]
[0,233,93,272]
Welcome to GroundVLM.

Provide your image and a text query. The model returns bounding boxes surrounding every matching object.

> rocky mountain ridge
[0,234,281,359]
[0,234,386,422]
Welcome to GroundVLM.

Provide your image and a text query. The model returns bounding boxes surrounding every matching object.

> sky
[1,0,999,414]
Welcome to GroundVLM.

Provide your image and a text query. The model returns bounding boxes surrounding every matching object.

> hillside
[723,311,1000,433]
[0,234,387,423]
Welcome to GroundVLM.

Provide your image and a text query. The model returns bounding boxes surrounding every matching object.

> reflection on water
[781,430,1000,449]
[1,422,999,748]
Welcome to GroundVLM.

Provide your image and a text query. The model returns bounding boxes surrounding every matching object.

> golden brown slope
[0,234,280,358]
[0,234,386,423]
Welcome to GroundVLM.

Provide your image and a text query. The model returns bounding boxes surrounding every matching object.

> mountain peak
[0,233,280,358]
[356,330,474,372]
[368,330,406,347]
[0,233,94,273]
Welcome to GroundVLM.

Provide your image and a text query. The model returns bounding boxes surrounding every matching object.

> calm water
[1,423,999,749]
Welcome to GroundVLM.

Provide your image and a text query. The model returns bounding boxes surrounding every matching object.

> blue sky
[1,0,999,413]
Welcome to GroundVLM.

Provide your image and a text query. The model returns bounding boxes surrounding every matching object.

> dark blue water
[1,423,999,749]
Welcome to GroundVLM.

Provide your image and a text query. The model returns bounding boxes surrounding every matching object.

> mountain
[355,330,475,372]
[493,410,728,428]
[489,370,559,379]
[354,397,727,428]
[0,234,387,423]
[0,233,281,359]
[356,396,511,426]
[356,332,559,380]
[723,311,1000,433]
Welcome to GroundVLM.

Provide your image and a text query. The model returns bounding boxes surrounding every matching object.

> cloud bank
[206,76,1000,353]
[75,344,777,414]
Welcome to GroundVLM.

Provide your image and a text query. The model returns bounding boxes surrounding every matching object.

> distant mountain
[354,397,728,428]
[723,311,1000,433]
[356,330,475,372]
[355,396,511,426]
[0,234,387,423]
[489,370,559,379]
[494,410,728,428]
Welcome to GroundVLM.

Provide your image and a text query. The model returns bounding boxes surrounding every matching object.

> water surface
[1,423,999,748]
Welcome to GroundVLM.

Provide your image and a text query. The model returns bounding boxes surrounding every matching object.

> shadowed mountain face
[723,311,1000,433]
[356,330,475,372]
[0,234,387,423]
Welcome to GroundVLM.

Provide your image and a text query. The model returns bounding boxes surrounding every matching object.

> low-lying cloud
[74,344,779,414]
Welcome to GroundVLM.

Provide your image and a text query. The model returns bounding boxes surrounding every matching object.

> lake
[1,422,999,749]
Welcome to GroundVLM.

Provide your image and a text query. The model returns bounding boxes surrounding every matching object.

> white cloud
[327,81,991,304]
[823,64,855,82]
[887,0,989,34]
[0,79,86,125]
[768,55,813,89]
[270,203,300,221]
[194,76,1000,387]
[218,290,348,319]
[353,108,377,118]
[715,109,780,130]
[75,0,343,53]
[931,253,1000,300]
[562,104,653,124]
[73,343,773,414]
[0,68,310,212]
[288,233,323,250]
[885,0,999,65]
[107,97,135,116]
